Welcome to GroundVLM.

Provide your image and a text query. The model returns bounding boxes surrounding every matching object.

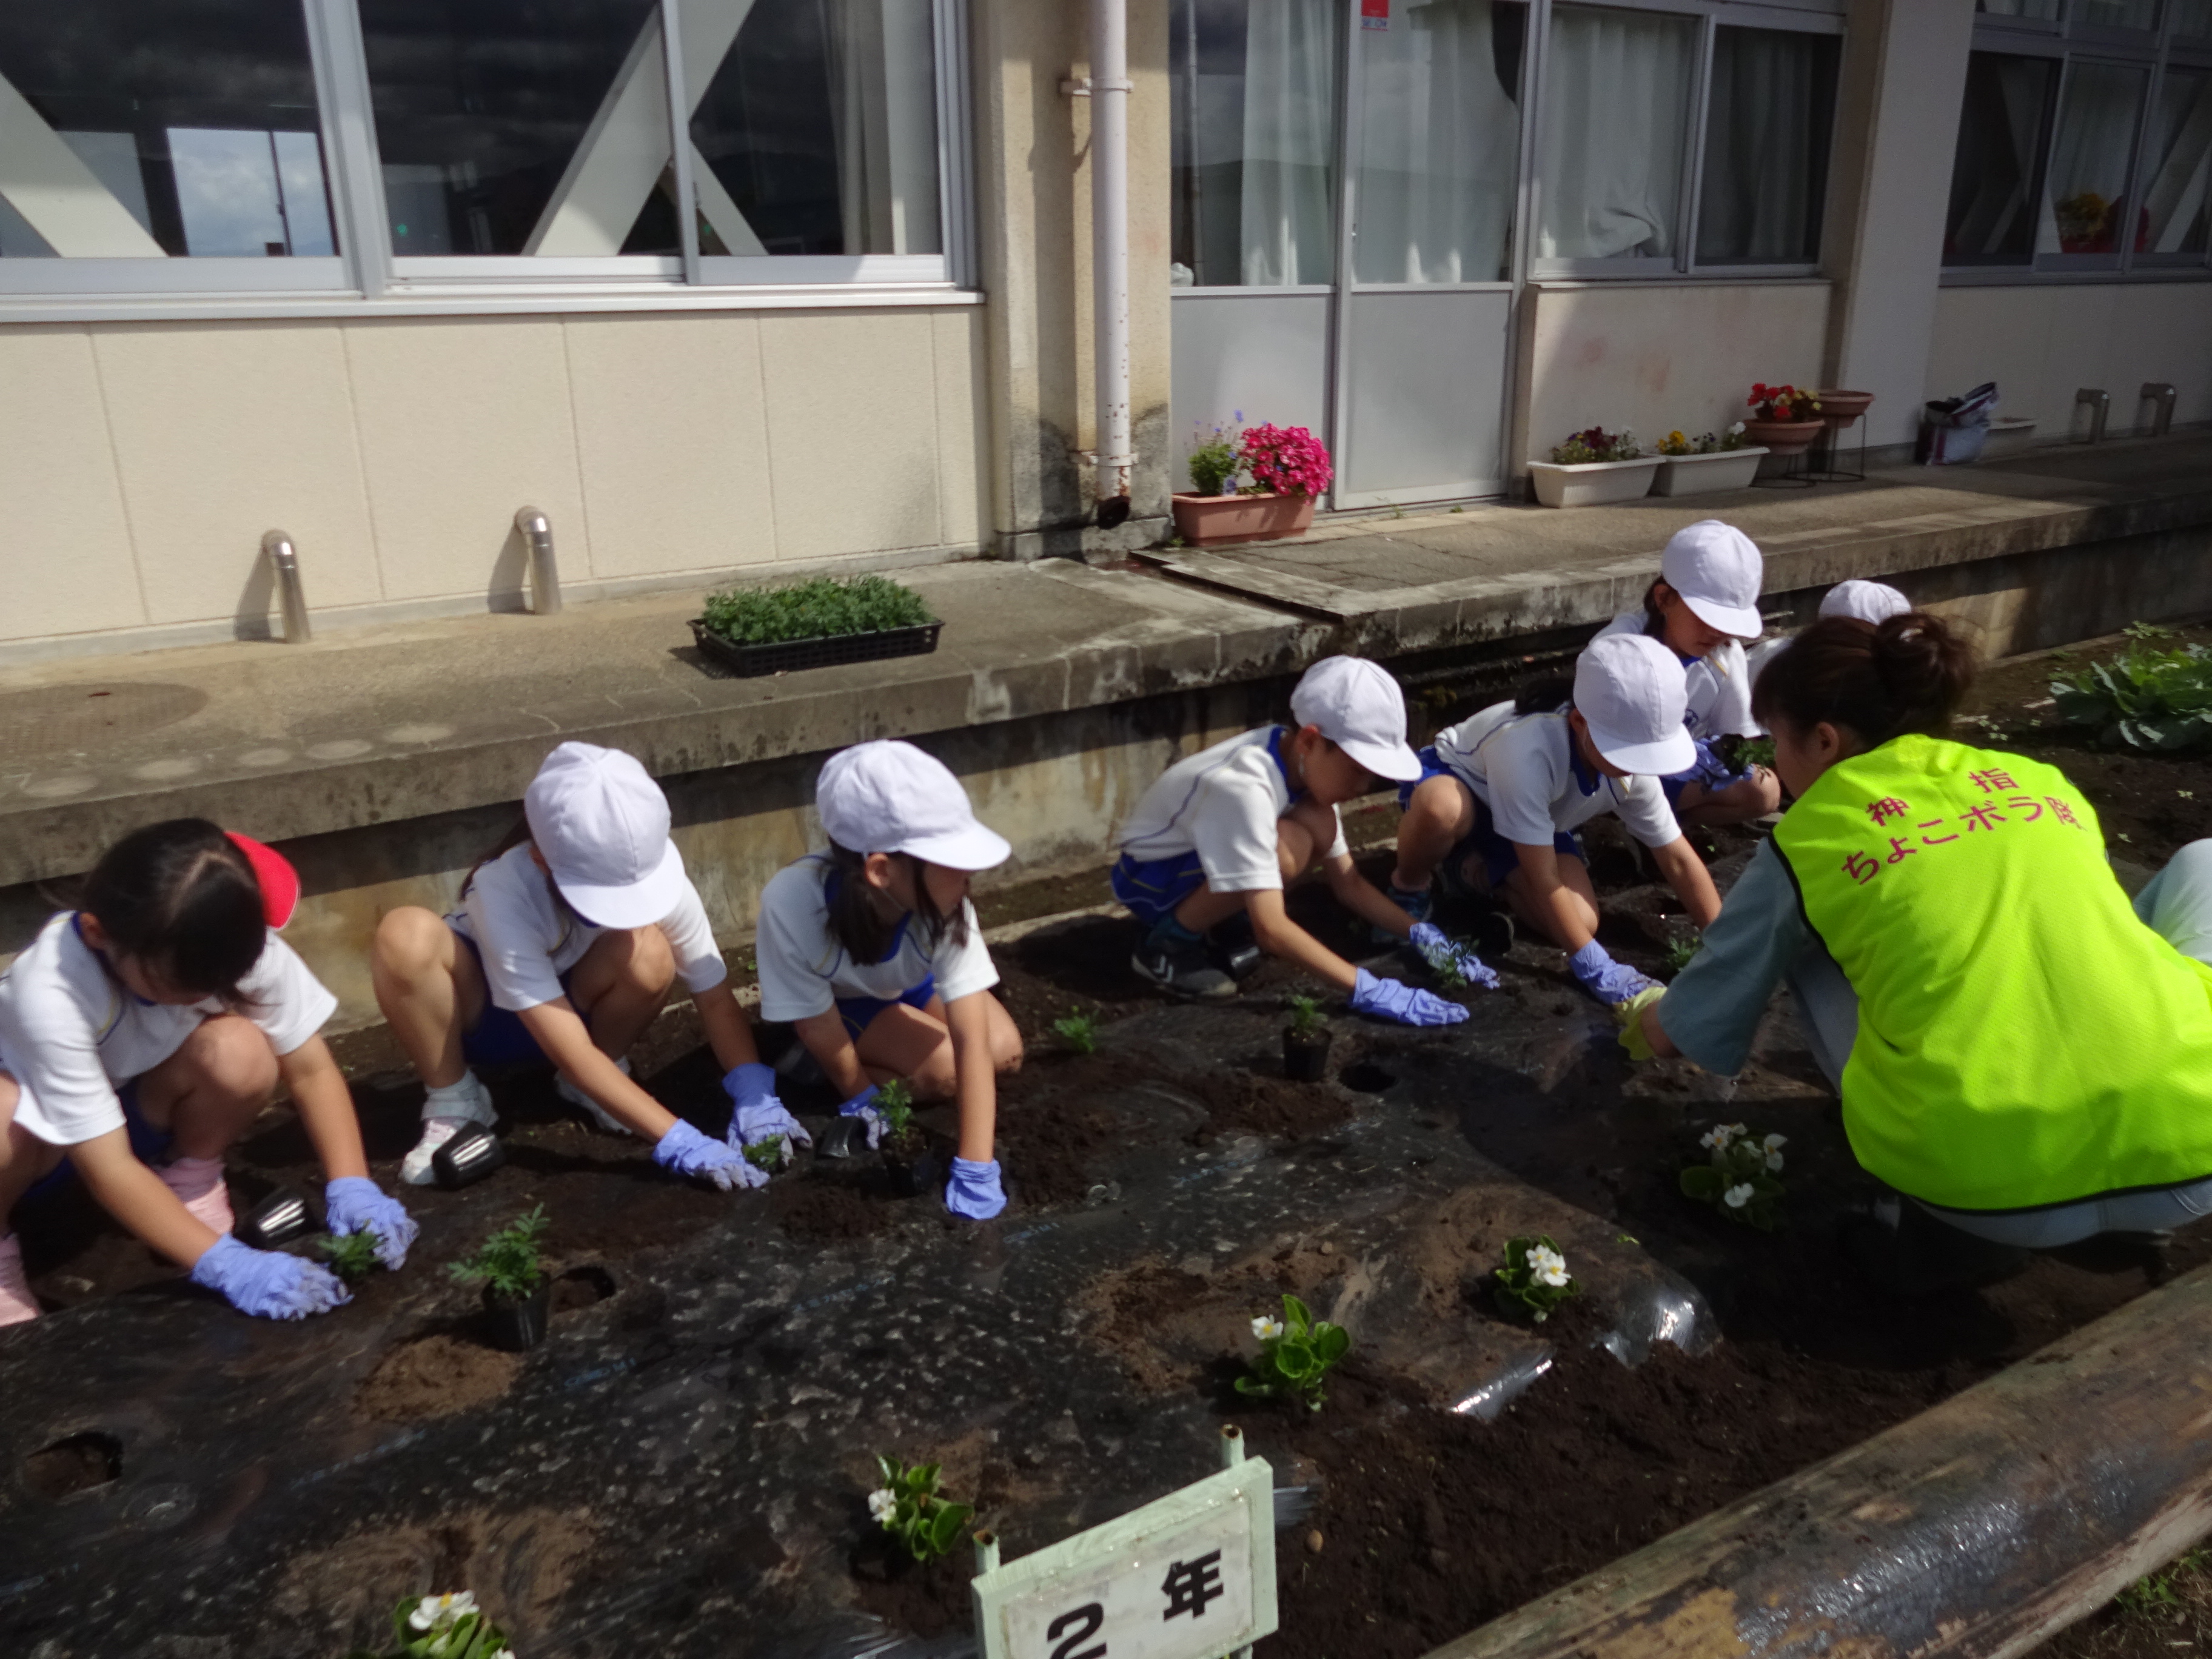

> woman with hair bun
[1621,612,2212,1289]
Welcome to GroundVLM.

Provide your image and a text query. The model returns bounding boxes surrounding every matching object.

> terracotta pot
[1170,491,1317,547]
[1741,418,1827,457]
[1815,389,1875,427]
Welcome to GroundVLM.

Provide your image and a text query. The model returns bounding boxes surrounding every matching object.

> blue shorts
[1110,851,1208,926]
[836,974,936,1041]
[1399,754,1582,891]
[23,1079,172,1204]
[456,930,575,1067]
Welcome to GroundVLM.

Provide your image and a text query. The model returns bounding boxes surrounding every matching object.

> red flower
[1239,422,1333,499]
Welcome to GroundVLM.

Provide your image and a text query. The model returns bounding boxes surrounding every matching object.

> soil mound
[357,1333,524,1423]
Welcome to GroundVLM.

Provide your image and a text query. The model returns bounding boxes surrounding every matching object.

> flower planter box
[1170,491,1317,547]
[1282,1028,1333,1083]
[1740,418,1827,457]
[1650,447,1769,497]
[1527,455,1661,509]
[688,618,942,678]
[481,1281,552,1352]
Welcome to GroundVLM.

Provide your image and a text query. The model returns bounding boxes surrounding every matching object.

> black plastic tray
[688,617,942,677]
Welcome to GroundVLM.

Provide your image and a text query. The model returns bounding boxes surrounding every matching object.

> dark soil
[1188,1070,1355,1144]
[24,1431,121,1500]
[848,1541,977,1641]
[769,1167,891,1240]
[356,1332,525,1423]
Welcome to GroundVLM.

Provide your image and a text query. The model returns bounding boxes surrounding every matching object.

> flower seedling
[1664,936,1701,976]
[868,1455,975,1564]
[1552,426,1641,464]
[1493,1235,1579,1324]
[318,1228,383,1285]
[1426,933,1481,991]
[348,1590,514,1659]
[876,1079,916,1144]
[743,1134,788,1173]
[701,574,935,646]
[1680,1124,1787,1231]
[447,1205,549,1301]
[1187,418,1242,496]
[1660,424,1749,455]
[1236,1293,1350,1412]
[1052,1005,1099,1055]
[1748,382,1822,421]
[1287,994,1326,1042]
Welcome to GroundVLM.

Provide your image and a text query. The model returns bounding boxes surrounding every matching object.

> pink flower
[1238,423,1333,499]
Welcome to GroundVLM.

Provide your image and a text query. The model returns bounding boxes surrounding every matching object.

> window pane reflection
[1945,52,2057,265]
[2176,0,2212,38]
[2040,58,2148,256]
[1696,26,1838,264]
[358,0,677,258]
[1974,0,2062,20]
[0,0,333,260]
[2142,67,2212,255]
[1538,4,1697,261]
[2072,0,2158,28]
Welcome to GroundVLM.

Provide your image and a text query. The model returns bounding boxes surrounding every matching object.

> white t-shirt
[1114,726,1349,894]
[754,856,999,1023]
[0,911,336,1147]
[449,842,727,1013]
[1431,701,1683,850]
[1595,613,1758,744]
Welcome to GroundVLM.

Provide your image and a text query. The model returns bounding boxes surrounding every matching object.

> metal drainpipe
[1089,0,1134,530]
[515,507,562,615]
[262,531,312,644]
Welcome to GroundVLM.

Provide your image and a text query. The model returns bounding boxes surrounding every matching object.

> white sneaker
[401,1073,497,1185]
[558,1058,634,1137]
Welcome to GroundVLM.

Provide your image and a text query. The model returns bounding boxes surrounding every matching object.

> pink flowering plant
[1748,383,1822,421]
[1239,423,1333,500]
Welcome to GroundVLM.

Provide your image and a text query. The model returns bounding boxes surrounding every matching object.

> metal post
[2142,382,2177,438]
[2074,387,2110,445]
[262,531,312,643]
[973,1529,999,1575]
[515,507,562,615]
[1088,0,1133,528]
[1221,1423,1245,1467]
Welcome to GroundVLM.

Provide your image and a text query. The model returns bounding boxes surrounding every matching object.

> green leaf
[1274,1338,1316,1380]
[930,1502,973,1555]
[1680,1165,1726,1201]
[1282,1293,1313,1335]
[1313,1322,1350,1365]
[1235,1373,1274,1396]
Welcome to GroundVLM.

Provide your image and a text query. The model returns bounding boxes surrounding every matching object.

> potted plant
[1170,420,1332,546]
[448,1205,552,1352]
[689,574,940,678]
[1651,425,1768,497]
[1527,427,1661,508]
[1492,1235,1580,1325]
[873,1080,942,1199]
[1741,383,1826,457]
[1282,993,1332,1082]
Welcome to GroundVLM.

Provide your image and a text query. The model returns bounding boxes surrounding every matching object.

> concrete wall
[1514,281,1833,467]
[1926,283,2212,444]
[0,306,990,659]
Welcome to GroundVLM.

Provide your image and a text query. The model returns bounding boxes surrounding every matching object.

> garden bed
[5,630,2210,1657]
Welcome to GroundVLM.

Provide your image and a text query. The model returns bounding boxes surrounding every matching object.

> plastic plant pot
[881,1132,944,1199]
[1282,1028,1333,1083]
[236,1187,313,1251]
[481,1281,553,1352]
[1525,456,1662,508]
[1650,447,1769,496]
[817,1116,865,1161]
[432,1124,506,1190]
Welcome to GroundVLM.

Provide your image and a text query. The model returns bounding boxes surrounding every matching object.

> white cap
[817,740,1011,872]
[1660,520,1765,639]
[1288,656,1423,783]
[1819,579,1911,626]
[1575,634,1698,776]
[524,742,687,929]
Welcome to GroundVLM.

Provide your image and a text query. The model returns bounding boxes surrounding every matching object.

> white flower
[1763,1133,1787,1173]
[1727,1123,1748,1139]
[1728,420,1746,435]
[868,1488,897,1523]
[1765,1150,1785,1172]
[492,1651,515,1659]
[1252,1315,1284,1341]
[1527,1244,1569,1287]
[1698,1125,1734,1151]
[1723,1184,1754,1209]
[410,1592,477,1633]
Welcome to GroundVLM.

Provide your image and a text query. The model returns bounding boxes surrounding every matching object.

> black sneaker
[1132,929,1237,999]
[1208,913,1264,981]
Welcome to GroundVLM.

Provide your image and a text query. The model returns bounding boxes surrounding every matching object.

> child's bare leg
[1676,767,1783,830]
[1392,776,1475,891]
[371,907,483,1091]
[1501,854,1602,951]
[566,925,676,1062]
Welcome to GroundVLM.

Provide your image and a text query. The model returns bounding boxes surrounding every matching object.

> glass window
[358,0,677,260]
[1695,26,1839,265]
[1974,0,2062,16]
[1944,52,2059,264]
[1351,0,1525,284]
[0,0,334,261]
[2040,58,2148,256]
[1170,0,1337,286]
[688,0,942,260]
[2140,65,2212,255]
[1537,4,1698,263]
[2072,0,2158,28]
[2176,0,2212,38]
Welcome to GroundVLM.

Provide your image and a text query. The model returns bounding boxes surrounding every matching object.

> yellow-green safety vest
[1772,732,2212,1212]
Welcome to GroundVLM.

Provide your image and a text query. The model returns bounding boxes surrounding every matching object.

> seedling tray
[688,618,943,678]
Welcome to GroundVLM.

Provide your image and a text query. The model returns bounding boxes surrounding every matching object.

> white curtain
[1239,0,1336,284]
[2143,70,2212,254]
[1696,28,1823,263]
[1537,4,1696,260]
[2039,60,2147,253]
[830,0,941,255]
[1352,0,1519,283]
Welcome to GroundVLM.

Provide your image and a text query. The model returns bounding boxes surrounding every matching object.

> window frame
[1944,0,2212,281]
[0,0,978,317]
[1526,0,1846,283]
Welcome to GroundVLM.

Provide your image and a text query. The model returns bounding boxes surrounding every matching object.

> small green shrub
[447,1206,549,1300]
[318,1229,383,1285]
[347,1591,512,1659]
[1236,1293,1350,1412]
[1552,426,1641,464]
[1664,936,1701,976]
[1187,421,1240,495]
[875,1079,915,1142]
[701,575,935,646]
[1680,1124,1787,1230]
[868,1456,974,1564]
[1493,1235,1579,1324]
[1286,994,1326,1041]
[743,1134,786,1172]
[2052,632,2212,752]
[1051,1005,1098,1054]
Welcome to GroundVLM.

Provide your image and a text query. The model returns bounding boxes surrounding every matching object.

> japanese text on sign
[1838,787,2086,887]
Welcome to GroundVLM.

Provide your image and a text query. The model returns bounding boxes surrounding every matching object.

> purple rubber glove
[189,1234,351,1320]
[652,1119,766,1191]
[1409,922,1500,991]
[839,1085,885,1150]
[324,1176,418,1269]
[945,1156,1006,1221]
[722,1063,811,1163]
[1349,968,1469,1028]
[1569,940,1661,1006]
